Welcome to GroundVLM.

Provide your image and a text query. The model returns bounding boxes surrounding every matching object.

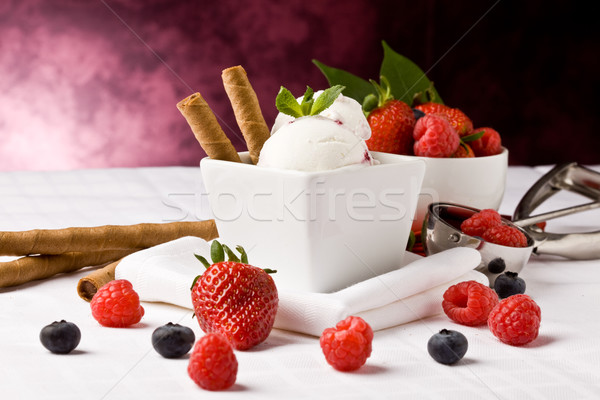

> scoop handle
[514,201,600,227]
[513,162,600,259]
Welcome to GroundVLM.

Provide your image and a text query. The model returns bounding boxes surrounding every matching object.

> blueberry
[152,323,195,358]
[487,257,506,274]
[412,108,426,121]
[427,329,468,365]
[494,271,526,298]
[40,320,81,354]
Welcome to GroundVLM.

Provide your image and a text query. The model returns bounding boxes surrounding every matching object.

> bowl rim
[394,147,508,163]
[200,151,427,177]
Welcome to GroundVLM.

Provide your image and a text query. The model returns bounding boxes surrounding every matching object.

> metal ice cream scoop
[422,162,600,285]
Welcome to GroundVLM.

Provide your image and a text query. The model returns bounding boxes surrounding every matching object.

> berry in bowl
[314,42,509,231]
[363,92,508,231]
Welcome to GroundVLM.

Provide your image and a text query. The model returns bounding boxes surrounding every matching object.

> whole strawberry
[191,241,278,351]
[414,102,473,136]
[364,77,416,155]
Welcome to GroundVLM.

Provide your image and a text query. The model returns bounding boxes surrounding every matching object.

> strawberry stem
[194,254,211,269]
[222,244,240,262]
[210,240,225,263]
[236,245,249,264]
[362,93,378,115]
[190,274,202,290]
[368,76,394,109]
[412,82,442,106]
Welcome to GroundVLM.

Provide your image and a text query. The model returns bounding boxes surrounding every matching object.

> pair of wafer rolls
[0,220,219,289]
[177,66,270,164]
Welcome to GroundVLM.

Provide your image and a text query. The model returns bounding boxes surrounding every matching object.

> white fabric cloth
[2,166,600,399]
[116,236,486,336]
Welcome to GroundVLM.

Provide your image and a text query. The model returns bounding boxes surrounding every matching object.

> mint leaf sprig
[275,85,345,118]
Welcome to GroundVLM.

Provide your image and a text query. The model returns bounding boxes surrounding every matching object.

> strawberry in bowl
[314,41,508,230]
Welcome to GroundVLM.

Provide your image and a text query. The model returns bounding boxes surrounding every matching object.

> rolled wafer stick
[0,220,219,256]
[0,249,139,288]
[76,258,122,302]
[222,66,271,165]
[177,92,241,162]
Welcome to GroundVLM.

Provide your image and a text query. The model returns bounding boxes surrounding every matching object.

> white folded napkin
[115,237,486,337]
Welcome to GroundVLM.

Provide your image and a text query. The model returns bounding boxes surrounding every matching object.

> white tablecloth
[1,165,599,399]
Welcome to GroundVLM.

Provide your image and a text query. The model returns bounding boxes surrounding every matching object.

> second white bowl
[398,148,509,231]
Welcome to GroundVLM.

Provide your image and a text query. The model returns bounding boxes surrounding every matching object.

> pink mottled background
[0,0,598,170]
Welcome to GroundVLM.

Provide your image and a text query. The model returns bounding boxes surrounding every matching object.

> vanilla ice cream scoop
[271,91,371,140]
[258,116,374,172]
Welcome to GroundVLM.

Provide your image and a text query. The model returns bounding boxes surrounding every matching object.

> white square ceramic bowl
[200,151,426,293]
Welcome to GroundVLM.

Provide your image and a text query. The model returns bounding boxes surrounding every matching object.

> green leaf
[222,244,240,262]
[461,130,485,142]
[210,240,224,263]
[300,86,314,116]
[310,84,345,115]
[380,41,443,106]
[275,86,303,117]
[301,86,314,103]
[194,254,211,269]
[312,59,375,104]
[236,245,248,264]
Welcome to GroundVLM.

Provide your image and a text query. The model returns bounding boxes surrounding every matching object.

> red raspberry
[320,316,373,371]
[460,209,503,237]
[414,102,474,136]
[90,279,144,327]
[413,114,460,157]
[488,294,541,346]
[443,280,499,326]
[188,333,238,391]
[469,127,502,156]
[482,225,529,247]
